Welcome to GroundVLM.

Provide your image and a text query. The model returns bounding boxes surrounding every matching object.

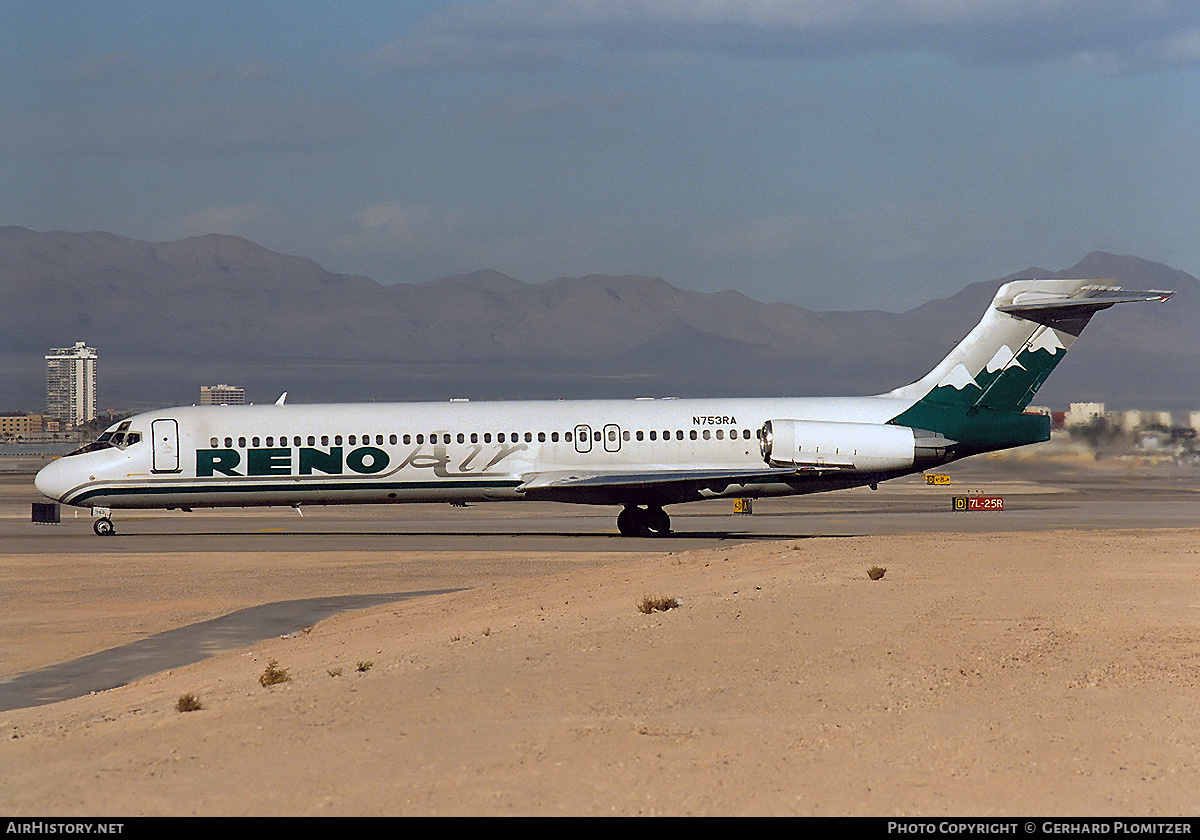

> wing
[516,466,852,505]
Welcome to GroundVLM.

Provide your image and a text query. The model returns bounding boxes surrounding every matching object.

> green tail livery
[886,280,1172,455]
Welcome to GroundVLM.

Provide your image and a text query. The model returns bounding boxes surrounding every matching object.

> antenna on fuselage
[275,392,287,405]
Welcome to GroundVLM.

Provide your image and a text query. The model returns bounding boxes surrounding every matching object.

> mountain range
[1,226,1196,413]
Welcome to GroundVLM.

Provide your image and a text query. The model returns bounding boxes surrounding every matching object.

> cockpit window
[64,424,142,457]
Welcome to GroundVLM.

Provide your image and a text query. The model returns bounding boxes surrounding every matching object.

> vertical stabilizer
[886,280,1172,451]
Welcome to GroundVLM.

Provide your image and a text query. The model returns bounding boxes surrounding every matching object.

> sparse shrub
[327,667,343,677]
[259,658,292,687]
[638,595,680,614]
[867,566,887,580]
[175,693,203,713]
[356,660,373,672]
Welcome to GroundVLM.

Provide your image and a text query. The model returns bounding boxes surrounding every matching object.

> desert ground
[2,450,1199,816]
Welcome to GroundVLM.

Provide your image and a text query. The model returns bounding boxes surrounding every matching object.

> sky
[4,1,1200,311]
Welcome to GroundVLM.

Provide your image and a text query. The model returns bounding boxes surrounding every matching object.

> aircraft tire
[616,506,641,537]
[644,506,670,537]
[616,505,671,537]
[93,517,115,537]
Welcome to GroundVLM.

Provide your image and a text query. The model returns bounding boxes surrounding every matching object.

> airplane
[34,278,1172,537]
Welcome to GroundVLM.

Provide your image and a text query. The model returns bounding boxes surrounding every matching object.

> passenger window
[498,433,505,443]
[649,431,656,441]
[702,430,710,440]
[470,433,478,444]
[266,437,273,447]
[348,435,356,445]
[321,436,329,446]
[252,437,261,447]
[294,436,301,446]
[378,435,385,445]
[443,434,451,445]
[457,433,465,444]
[416,434,424,444]
[690,430,697,440]
[537,432,545,442]
[675,430,683,440]
[210,437,219,447]
[564,432,572,442]
[484,433,492,443]
[335,435,343,445]
[238,436,247,447]
[307,436,315,446]
[551,432,559,442]
[403,434,411,445]
[715,429,723,440]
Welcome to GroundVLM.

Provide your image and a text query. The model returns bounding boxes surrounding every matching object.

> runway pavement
[4,459,1200,552]
[3,456,1199,711]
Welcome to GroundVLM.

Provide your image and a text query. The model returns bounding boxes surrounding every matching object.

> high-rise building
[200,384,245,405]
[45,342,97,425]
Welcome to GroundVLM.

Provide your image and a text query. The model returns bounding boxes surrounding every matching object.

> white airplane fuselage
[35,394,920,512]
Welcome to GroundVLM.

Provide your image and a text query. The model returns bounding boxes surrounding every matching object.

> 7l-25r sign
[952,495,1004,511]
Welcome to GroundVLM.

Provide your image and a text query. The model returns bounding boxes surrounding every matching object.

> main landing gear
[616,504,670,538]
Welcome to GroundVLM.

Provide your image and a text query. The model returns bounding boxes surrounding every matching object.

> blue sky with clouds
[5,1,1200,310]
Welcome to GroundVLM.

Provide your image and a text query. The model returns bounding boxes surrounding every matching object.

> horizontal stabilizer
[998,287,1174,329]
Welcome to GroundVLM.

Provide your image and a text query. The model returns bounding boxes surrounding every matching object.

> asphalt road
[4,461,1200,553]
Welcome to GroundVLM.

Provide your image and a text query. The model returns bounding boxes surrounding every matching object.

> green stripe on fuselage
[64,477,523,507]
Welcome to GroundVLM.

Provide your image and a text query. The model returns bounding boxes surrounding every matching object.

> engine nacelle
[760,419,952,472]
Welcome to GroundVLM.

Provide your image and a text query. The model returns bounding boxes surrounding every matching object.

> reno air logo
[198,446,389,477]
[693,415,737,425]
[197,442,526,478]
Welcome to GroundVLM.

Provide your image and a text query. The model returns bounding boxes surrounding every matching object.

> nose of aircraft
[34,458,70,502]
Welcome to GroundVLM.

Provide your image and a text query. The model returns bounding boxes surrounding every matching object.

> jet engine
[759,419,952,472]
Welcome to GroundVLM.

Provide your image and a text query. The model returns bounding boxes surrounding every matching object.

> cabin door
[574,424,592,454]
[151,418,180,473]
[603,423,622,453]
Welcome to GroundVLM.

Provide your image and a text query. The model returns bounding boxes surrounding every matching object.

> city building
[45,342,97,426]
[200,384,245,405]
[0,413,44,439]
[1064,402,1105,427]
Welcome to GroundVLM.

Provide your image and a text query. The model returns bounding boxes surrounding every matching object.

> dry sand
[2,527,1200,816]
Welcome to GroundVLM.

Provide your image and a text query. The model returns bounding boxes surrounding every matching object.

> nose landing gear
[616,504,671,537]
[91,507,115,536]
